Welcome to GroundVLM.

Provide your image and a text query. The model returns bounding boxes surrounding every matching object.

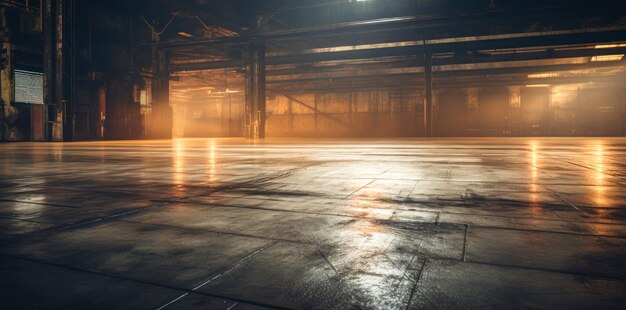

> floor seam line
[554,192,589,214]
[0,252,289,310]
[405,258,428,310]
[447,257,626,281]
[462,225,469,262]
[0,167,313,247]
[344,179,377,199]
[176,196,626,225]
[156,240,279,310]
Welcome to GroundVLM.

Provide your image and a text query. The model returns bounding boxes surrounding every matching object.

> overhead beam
[273,93,353,129]
[265,61,626,85]
[265,73,625,94]
[169,42,626,72]
[159,3,626,51]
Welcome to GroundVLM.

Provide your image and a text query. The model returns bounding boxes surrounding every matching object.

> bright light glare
[591,54,624,62]
[528,72,561,79]
[526,84,550,88]
[177,32,193,38]
[594,43,626,49]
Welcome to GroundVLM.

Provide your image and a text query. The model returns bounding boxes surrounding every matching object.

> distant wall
[434,83,626,137]
[266,90,423,137]
[173,95,245,138]
[172,82,626,138]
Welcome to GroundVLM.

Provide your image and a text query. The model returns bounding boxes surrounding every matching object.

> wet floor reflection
[1,138,625,309]
[587,141,619,215]
[590,142,609,208]
[172,139,186,192]
[346,192,388,241]
[528,140,541,213]
[207,139,217,183]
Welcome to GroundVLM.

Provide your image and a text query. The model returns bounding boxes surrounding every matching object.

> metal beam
[264,61,626,86]
[264,71,626,94]
[169,43,626,73]
[274,93,353,129]
[159,4,626,51]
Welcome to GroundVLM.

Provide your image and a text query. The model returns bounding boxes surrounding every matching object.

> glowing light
[591,143,608,208]
[173,139,185,188]
[550,84,587,108]
[529,141,539,179]
[526,84,550,88]
[591,54,624,62]
[508,86,521,108]
[528,72,561,79]
[528,69,593,79]
[594,43,626,49]
[528,141,541,212]
[208,139,216,182]
[207,89,241,95]
[177,32,193,38]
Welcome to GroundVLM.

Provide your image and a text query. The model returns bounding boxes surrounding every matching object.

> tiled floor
[1,138,625,309]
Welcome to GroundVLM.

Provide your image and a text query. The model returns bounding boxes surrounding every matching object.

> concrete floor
[1,138,625,309]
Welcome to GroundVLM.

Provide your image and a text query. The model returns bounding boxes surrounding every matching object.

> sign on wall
[15,69,44,104]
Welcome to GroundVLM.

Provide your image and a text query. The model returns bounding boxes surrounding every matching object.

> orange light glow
[528,141,541,212]
[590,54,624,62]
[590,142,608,208]
[208,139,217,182]
[173,139,186,189]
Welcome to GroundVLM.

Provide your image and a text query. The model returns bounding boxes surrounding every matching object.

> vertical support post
[43,0,73,141]
[141,16,173,140]
[150,49,172,139]
[244,44,254,138]
[575,86,581,136]
[257,43,266,139]
[507,86,521,136]
[432,89,440,136]
[62,0,76,141]
[546,86,552,136]
[244,42,266,139]
[288,97,293,132]
[623,82,626,136]
[423,52,433,137]
[226,77,232,136]
[314,94,319,135]
[43,0,54,141]
[466,88,480,136]
[0,7,17,141]
[52,0,65,141]
[0,42,15,141]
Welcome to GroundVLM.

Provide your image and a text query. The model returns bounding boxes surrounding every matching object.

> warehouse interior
[1,0,626,308]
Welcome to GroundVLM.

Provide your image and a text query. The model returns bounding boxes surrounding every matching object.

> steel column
[42,0,74,141]
[244,43,255,138]
[43,0,56,141]
[423,52,433,137]
[150,50,172,139]
[257,43,266,139]
[0,7,17,141]
[245,42,267,139]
